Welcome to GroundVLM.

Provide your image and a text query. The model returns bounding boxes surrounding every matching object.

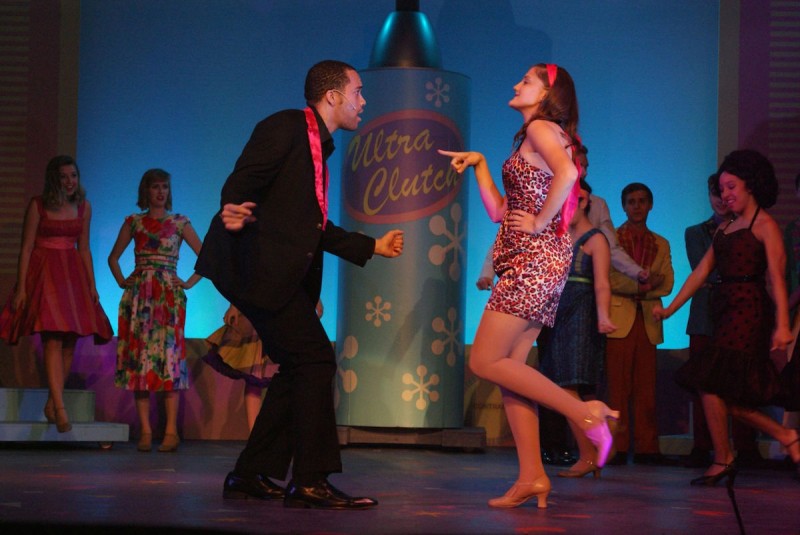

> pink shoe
[583,400,620,468]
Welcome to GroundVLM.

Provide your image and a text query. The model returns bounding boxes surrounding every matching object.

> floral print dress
[115,213,191,391]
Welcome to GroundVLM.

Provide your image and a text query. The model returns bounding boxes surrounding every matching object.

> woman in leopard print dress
[440,63,618,509]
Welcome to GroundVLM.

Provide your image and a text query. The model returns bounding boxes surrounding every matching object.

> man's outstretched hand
[375,230,404,258]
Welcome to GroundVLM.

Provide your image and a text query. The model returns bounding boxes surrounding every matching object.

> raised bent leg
[470,311,616,467]
[730,404,800,463]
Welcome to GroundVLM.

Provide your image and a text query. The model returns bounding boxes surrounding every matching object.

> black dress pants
[232,285,340,483]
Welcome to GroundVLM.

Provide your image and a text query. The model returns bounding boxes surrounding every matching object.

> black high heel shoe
[690,461,737,487]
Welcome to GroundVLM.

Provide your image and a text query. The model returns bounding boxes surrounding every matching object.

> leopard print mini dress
[486,151,572,326]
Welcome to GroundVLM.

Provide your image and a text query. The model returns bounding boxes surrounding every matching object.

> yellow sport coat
[607,231,674,344]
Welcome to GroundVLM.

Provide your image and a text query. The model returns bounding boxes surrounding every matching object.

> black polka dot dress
[675,209,783,407]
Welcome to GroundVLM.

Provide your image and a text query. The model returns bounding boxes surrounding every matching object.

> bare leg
[42,333,71,432]
[61,334,76,386]
[134,391,151,435]
[479,314,550,507]
[42,334,65,409]
[474,312,613,508]
[700,392,735,476]
[563,388,599,474]
[473,312,548,498]
[157,391,181,452]
[163,391,179,436]
[489,388,551,508]
[244,384,264,432]
[469,311,615,441]
[502,389,544,482]
[730,405,800,463]
[134,391,153,451]
[42,333,75,424]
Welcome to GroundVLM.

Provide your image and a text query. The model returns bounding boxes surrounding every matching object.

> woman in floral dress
[108,169,202,452]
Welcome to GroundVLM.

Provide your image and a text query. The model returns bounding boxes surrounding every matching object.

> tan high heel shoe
[558,459,601,479]
[158,434,180,452]
[54,407,72,433]
[488,476,551,509]
[583,400,620,468]
[137,433,153,452]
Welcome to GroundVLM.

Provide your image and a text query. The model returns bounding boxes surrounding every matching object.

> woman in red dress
[0,155,113,432]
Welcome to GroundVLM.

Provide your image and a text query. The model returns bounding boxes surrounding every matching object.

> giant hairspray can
[335,0,470,428]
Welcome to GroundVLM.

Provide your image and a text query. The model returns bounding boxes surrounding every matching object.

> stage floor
[1,440,798,534]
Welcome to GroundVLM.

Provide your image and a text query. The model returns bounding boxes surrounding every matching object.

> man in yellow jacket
[606,182,674,465]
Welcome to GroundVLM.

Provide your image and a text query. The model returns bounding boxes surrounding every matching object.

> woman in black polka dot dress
[655,149,799,485]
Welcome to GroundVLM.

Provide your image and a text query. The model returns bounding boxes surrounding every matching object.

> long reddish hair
[513,63,584,235]
[513,64,583,161]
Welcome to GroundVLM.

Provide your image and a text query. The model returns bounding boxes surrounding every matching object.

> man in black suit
[196,60,404,510]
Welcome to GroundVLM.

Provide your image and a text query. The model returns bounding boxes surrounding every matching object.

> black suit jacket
[196,108,375,311]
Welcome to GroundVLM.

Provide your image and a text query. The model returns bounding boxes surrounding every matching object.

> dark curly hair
[512,63,584,175]
[716,149,778,208]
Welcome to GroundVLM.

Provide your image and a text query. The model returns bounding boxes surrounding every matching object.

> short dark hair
[137,168,172,210]
[621,182,653,206]
[576,145,589,179]
[717,149,778,208]
[707,173,719,195]
[579,178,592,215]
[304,60,356,104]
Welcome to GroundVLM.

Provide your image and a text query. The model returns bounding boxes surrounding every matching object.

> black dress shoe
[223,471,285,500]
[284,479,378,510]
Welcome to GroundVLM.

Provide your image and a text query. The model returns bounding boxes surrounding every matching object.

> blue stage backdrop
[78,0,719,349]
